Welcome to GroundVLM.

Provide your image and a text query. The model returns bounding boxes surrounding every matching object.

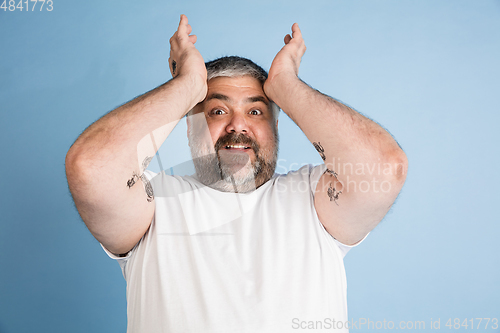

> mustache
[214,133,260,154]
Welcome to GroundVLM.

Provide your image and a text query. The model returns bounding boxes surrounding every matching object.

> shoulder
[273,164,326,189]
[262,164,327,201]
[145,170,204,197]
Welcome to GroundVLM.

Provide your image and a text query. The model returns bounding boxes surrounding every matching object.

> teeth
[226,145,248,149]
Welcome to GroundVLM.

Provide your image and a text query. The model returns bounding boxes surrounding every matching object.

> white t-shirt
[102,164,362,332]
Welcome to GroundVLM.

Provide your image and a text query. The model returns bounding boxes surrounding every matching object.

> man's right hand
[168,14,207,104]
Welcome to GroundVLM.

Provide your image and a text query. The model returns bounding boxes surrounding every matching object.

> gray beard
[188,132,279,193]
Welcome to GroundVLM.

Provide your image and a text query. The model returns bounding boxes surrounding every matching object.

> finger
[301,44,307,55]
[177,14,189,35]
[284,34,292,45]
[169,32,176,44]
[186,24,192,36]
[189,34,198,44]
[291,22,302,39]
[179,14,188,26]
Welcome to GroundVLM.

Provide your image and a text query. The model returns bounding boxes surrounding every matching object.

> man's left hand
[264,23,306,101]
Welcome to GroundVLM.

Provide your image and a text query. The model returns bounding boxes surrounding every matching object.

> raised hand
[264,23,306,100]
[168,14,208,103]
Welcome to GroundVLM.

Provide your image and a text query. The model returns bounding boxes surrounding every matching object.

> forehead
[205,76,268,103]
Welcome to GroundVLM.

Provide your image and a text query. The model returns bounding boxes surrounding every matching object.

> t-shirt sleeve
[99,243,134,279]
[308,164,369,256]
[309,163,327,191]
[329,233,369,257]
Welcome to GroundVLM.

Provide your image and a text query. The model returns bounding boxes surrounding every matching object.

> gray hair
[196,56,280,120]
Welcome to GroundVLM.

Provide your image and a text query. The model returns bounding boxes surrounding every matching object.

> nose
[225,113,248,134]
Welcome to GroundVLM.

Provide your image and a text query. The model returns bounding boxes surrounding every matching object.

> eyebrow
[205,93,269,105]
[205,93,230,102]
[245,96,269,105]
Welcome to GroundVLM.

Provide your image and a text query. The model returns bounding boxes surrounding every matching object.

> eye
[249,109,262,116]
[211,109,226,115]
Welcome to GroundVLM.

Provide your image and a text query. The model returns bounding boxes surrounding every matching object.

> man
[66,15,407,332]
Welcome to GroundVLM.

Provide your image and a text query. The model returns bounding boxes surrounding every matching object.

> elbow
[388,148,408,186]
[65,145,95,194]
[369,149,407,199]
[65,145,83,182]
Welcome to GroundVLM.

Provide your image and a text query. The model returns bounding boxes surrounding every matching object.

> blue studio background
[1,1,499,332]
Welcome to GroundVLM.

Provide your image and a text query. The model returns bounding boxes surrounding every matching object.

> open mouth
[224,144,251,150]
[215,133,257,154]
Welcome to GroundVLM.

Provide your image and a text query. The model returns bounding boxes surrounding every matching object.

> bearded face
[187,76,279,193]
[188,126,278,193]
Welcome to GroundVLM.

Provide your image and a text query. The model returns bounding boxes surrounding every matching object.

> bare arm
[65,15,207,255]
[264,24,408,245]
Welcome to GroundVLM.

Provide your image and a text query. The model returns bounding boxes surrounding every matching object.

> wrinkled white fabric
[102,164,363,332]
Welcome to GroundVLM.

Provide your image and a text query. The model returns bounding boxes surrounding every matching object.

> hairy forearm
[66,74,202,199]
[267,74,407,184]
